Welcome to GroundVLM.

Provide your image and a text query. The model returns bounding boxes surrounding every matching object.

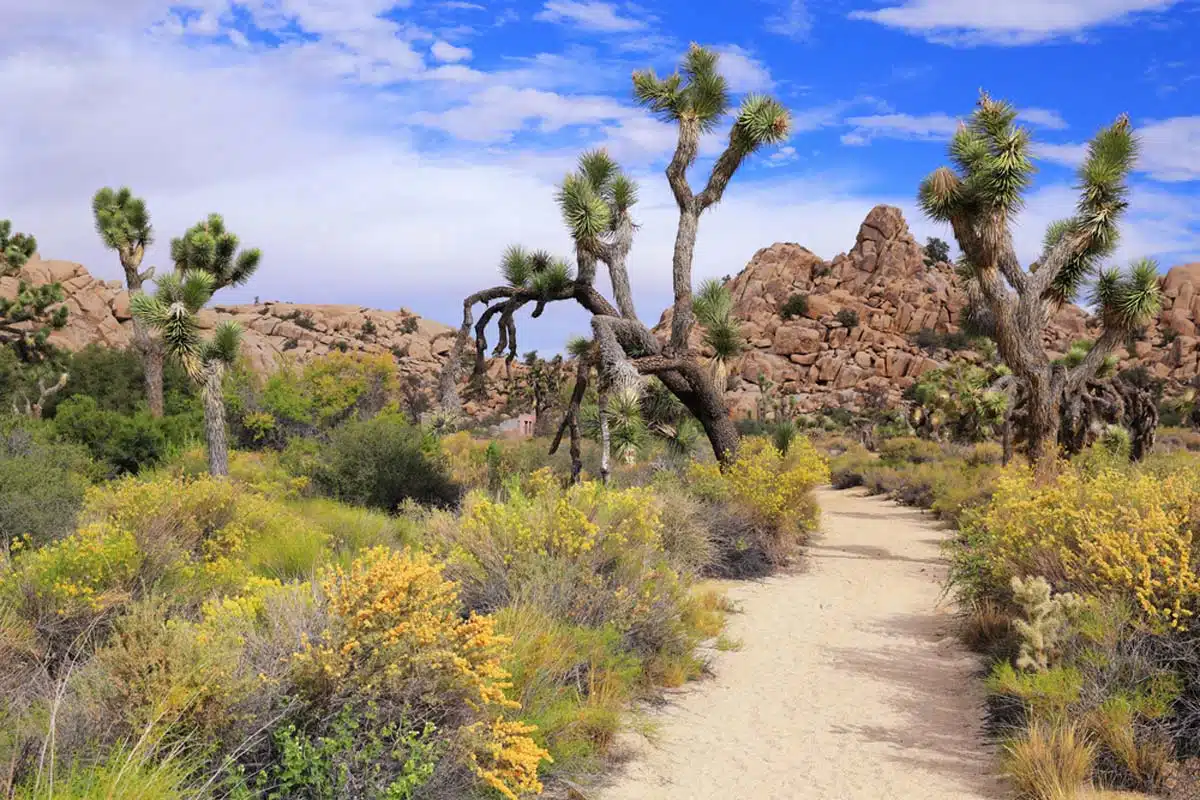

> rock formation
[6,206,1198,420]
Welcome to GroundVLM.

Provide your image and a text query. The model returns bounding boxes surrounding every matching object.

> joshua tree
[918,93,1161,476]
[171,213,262,291]
[693,278,744,394]
[92,187,164,415]
[131,271,245,476]
[439,44,790,464]
[0,220,67,363]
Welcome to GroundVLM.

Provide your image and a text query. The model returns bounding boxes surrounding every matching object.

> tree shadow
[826,610,1008,798]
[808,542,945,568]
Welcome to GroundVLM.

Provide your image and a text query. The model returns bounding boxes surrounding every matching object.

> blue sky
[2,0,1198,352]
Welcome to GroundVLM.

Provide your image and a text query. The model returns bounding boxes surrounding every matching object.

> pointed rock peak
[854,204,914,246]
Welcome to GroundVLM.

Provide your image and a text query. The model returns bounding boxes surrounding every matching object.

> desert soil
[597,486,1007,800]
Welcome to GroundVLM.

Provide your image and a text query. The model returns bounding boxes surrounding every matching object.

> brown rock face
[18,208,1198,422]
[9,254,514,411]
[658,205,1189,417]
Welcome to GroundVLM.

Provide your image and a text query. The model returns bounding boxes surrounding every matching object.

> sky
[2,0,1198,352]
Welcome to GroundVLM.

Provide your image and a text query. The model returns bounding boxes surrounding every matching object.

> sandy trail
[598,487,1006,800]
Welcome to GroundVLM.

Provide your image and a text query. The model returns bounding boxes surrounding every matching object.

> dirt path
[598,487,1006,800]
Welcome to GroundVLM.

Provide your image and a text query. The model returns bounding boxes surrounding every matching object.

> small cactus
[1011,575,1085,672]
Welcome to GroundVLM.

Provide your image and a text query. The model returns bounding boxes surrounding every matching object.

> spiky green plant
[693,278,744,393]
[917,92,1161,473]
[92,186,167,415]
[0,220,67,363]
[170,213,262,290]
[439,45,791,467]
[131,239,258,477]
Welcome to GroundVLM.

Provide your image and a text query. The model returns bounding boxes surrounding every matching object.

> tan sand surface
[597,487,1007,800]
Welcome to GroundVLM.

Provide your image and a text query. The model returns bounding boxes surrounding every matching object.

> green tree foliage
[779,293,808,320]
[308,414,460,511]
[0,220,67,363]
[38,344,195,418]
[923,236,951,266]
[52,395,198,476]
[0,418,97,547]
[917,93,1161,471]
[905,360,1011,442]
[170,213,261,290]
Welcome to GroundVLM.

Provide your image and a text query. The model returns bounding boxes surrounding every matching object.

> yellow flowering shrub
[974,464,1200,629]
[688,436,829,536]
[292,547,549,798]
[1,521,141,617]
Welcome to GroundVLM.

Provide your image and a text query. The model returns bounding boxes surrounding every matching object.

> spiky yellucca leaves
[633,43,730,133]
[130,270,221,379]
[92,187,154,255]
[498,245,575,297]
[1090,257,1162,331]
[171,213,262,289]
[917,91,1139,307]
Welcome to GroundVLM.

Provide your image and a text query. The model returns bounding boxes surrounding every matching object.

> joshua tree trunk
[598,387,611,486]
[202,360,230,477]
[133,320,165,418]
[1026,373,1063,482]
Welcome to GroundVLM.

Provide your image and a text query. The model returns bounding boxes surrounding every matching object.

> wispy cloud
[1033,116,1200,183]
[533,0,647,32]
[849,0,1184,46]
[431,40,472,63]
[1019,108,1069,130]
[713,45,774,93]
[840,112,960,145]
[765,0,814,40]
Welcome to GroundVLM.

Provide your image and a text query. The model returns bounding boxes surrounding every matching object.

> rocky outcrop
[0,254,526,417]
[660,205,1190,417]
[10,206,1200,421]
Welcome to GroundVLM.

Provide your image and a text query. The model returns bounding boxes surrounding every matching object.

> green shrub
[41,344,195,418]
[308,414,460,511]
[52,396,199,476]
[835,308,859,328]
[779,293,808,320]
[0,421,96,547]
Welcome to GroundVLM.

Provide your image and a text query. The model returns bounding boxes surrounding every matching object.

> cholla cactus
[1011,575,1085,672]
[919,93,1161,476]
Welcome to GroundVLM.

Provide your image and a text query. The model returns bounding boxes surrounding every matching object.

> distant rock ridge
[7,206,1199,418]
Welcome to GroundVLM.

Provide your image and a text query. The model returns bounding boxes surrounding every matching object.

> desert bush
[779,293,808,320]
[966,464,1200,629]
[877,436,945,465]
[835,308,859,328]
[228,351,402,448]
[829,445,874,488]
[1001,719,1095,800]
[39,344,196,419]
[287,547,549,799]
[0,421,96,548]
[52,395,199,476]
[306,413,460,511]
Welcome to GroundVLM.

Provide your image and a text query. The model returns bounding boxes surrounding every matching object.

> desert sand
[598,487,1007,800]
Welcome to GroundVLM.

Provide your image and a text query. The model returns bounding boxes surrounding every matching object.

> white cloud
[1020,108,1068,130]
[431,40,472,63]
[1032,116,1200,183]
[766,0,813,40]
[1139,116,1200,182]
[410,85,633,142]
[849,0,1183,46]
[841,112,960,145]
[3,0,1198,357]
[533,0,646,32]
[713,45,774,93]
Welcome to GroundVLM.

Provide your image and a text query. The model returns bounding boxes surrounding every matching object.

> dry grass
[1002,719,1095,800]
